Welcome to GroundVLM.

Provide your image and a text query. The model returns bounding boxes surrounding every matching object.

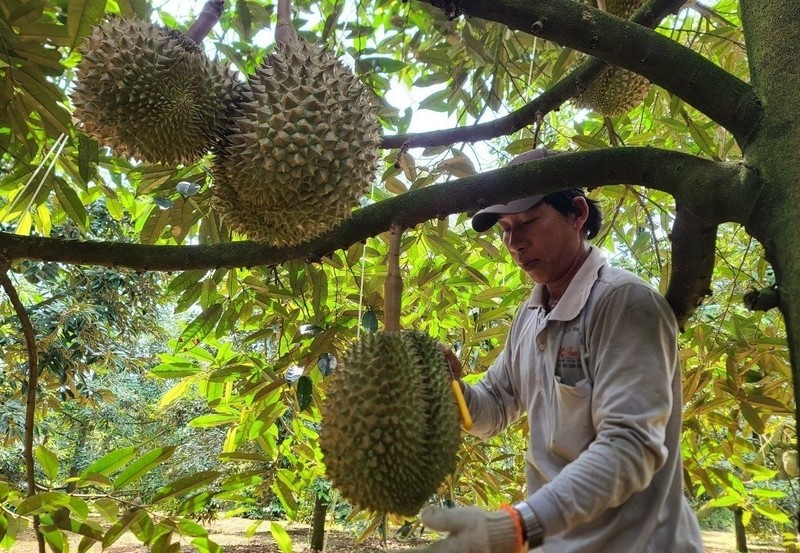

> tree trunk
[738,1,800,443]
[734,507,748,552]
[309,493,329,551]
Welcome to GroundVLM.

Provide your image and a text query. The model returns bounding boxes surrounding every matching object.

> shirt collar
[529,246,607,321]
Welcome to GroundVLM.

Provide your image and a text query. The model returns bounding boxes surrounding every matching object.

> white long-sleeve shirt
[463,247,704,552]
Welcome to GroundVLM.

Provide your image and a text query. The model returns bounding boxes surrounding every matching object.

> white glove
[412,505,521,553]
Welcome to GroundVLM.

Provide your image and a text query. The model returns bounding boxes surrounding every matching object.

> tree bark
[738,0,800,463]
[309,493,329,551]
[422,0,761,145]
[734,507,748,552]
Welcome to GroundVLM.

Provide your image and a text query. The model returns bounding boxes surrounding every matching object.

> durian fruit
[783,449,799,478]
[212,39,381,246]
[320,330,461,516]
[71,17,244,166]
[574,0,651,116]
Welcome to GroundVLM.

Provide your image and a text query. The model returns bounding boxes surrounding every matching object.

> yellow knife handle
[450,379,473,431]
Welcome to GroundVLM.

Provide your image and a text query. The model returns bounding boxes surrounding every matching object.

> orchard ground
[11,517,784,552]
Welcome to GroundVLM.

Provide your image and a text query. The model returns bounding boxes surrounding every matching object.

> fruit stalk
[384,224,403,332]
[186,0,224,43]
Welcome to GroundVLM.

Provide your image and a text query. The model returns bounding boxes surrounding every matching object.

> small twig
[186,0,224,43]
[0,266,44,553]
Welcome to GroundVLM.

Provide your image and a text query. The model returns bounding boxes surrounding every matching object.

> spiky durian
[783,450,799,478]
[212,39,380,246]
[71,17,244,166]
[574,0,651,116]
[320,330,461,516]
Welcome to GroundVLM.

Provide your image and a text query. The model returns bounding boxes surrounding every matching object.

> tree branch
[421,0,762,147]
[0,149,749,272]
[666,203,717,329]
[382,0,684,150]
[382,55,610,150]
[0,268,44,553]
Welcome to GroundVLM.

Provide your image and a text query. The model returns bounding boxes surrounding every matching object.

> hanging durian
[211,4,381,246]
[783,449,799,478]
[71,17,244,166]
[320,227,462,515]
[574,0,651,116]
[320,330,461,515]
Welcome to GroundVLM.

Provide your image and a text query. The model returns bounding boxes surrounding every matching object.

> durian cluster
[574,0,651,116]
[320,330,462,515]
[70,17,380,246]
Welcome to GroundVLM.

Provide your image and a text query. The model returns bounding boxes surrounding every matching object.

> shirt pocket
[549,378,595,462]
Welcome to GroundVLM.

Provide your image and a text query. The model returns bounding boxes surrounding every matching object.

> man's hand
[411,506,520,553]
[436,343,463,380]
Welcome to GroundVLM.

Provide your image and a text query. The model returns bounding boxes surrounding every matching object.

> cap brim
[471,195,545,232]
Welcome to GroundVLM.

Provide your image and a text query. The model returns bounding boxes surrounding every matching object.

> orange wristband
[499,504,524,553]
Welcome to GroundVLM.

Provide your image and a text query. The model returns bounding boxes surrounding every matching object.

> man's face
[497,199,586,285]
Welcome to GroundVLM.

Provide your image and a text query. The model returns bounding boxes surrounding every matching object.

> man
[418,148,704,552]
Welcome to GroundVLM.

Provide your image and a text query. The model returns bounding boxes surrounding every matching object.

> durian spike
[186,0,224,43]
[384,224,404,332]
[275,0,298,46]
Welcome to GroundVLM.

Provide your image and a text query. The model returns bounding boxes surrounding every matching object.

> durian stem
[384,225,404,332]
[276,0,298,46]
[186,0,224,43]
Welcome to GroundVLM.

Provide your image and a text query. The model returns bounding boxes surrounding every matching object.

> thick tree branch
[666,203,717,329]
[422,0,762,147]
[0,149,749,272]
[382,0,684,150]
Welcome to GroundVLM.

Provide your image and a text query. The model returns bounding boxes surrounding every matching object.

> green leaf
[189,412,238,428]
[41,526,66,552]
[686,118,719,159]
[93,497,119,523]
[361,310,378,333]
[49,515,103,541]
[113,446,176,490]
[269,522,293,553]
[77,134,99,182]
[130,511,155,543]
[35,445,58,481]
[753,504,791,524]
[152,471,220,504]
[103,509,145,548]
[68,0,107,50]
[418,89,452,112]
[297,376,313,411]
[317,353,337,376]
[739,401,765,434]
[177,519,207,537]
[177,491,215,515]
[149,361,200,379]
[80,446,136,479]
[8,0,46,26]
[175,304,223,350]
[17,492,70,516]
[54,176,88,230]
[191,536,223,553]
